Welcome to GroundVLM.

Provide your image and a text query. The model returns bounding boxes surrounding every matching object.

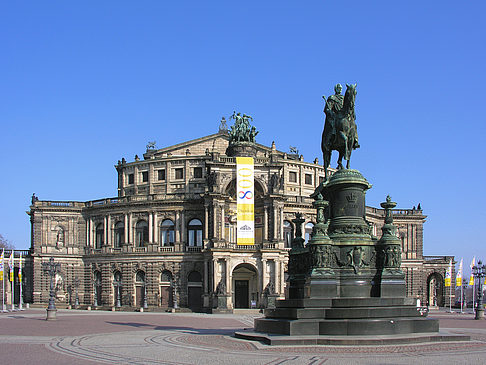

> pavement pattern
[0,308,485,365]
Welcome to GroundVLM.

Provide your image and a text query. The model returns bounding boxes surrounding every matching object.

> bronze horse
[321,83,358,179]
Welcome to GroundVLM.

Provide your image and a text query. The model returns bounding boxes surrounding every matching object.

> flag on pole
[18,252,22,282]
[469,257,476,285]
[0,250,4,281]
[456,258,463,287]
[8,250,14,282]
[445,259,452,287]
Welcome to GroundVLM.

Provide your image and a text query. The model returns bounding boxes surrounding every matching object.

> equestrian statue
[321,83,359,180]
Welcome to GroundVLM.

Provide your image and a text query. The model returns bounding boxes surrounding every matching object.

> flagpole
[19,253,23,310]
[1,250,4,312]
[473,279,476,311]
[460,280,463,313]
[11,255,14,311]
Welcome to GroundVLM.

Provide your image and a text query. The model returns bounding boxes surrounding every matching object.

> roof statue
[218,116,228,134]
[321,83,359,179]
[229,111,259,144]
[146,141,157,150]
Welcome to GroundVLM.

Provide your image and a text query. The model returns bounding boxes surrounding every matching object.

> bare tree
[0,234,14,249]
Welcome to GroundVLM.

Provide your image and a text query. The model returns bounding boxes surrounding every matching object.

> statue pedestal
[237,169,468,344]
[46,308,57,321]
[212,295,232,314]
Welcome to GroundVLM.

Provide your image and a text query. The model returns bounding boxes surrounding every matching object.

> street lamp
[472,260,486,320]
[73,277,80,308]
[143,278,148,310]
[113,273,122,308]
[41,257,61,320]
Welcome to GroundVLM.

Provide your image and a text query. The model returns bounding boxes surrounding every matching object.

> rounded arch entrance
[224,179,265,244]
[427,272,444,307]
[232,263,258,309]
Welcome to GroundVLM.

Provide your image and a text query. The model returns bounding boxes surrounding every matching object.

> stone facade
[20,127,454,311]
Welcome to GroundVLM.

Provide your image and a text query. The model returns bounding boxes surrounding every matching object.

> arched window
[187,219,203,247]
[135,270,145,284]
[188,271,202,282]
[114,271,122,283]
[135,220,149,247]
[304,222,314,244]
[114,222,124,247]
[283,220,293,248]
[95,223,104,249]
[160,219,175,246]
[161,270,172,283]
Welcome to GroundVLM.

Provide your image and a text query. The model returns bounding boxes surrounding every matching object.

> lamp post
[93,277,99,308]
[462,281,468,311]
[73,277,80,308]
[472,260,486,320]
[143,278,148,310]
[67,284,72,308]
[41,257,61,320]
[113,275,122,308]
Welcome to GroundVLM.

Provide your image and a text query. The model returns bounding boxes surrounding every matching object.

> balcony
[185,246,202,253]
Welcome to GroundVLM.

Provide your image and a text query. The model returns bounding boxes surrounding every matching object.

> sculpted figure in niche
[56,227,64,249]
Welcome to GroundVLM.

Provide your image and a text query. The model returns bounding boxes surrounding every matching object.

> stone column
[261,259,267,291]
[86,219,90,247]
[204,204,209,240]
[89,218,94,247]
[212,203,218,240]
[273,206,278,241]
[279,207,284,241]
[148,212,153,244]
[221,204,225,241]
[153,212,158,245]
[175,211,180,242]
[225,259,230,300]
[124,214,128,245]
[107,215,111,246]
[129,213,133,247]
[180,211,185,245]
[263,205,268,241]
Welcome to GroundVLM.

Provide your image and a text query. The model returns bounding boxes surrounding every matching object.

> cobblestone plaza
[0,309,484,364]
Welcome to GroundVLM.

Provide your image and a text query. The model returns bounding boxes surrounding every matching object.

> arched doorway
[232,263,258,308]
[135,270,146,307]
[187,271,202,311]
[427,272,444,307]
[160,270,173,308]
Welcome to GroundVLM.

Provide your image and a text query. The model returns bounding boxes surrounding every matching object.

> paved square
[0,309,485,364]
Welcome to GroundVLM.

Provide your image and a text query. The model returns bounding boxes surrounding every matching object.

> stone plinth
[236,169,467,344]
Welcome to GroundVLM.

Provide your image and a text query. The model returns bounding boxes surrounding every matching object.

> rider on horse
[321,83,360,180]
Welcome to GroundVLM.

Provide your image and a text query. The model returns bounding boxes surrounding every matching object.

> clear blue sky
[1,1,485,276]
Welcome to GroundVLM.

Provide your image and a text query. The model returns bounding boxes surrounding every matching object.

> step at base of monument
[276,297,415,308]
[254,317,439,336]
[265,305,425,320]
[234,330,471,346]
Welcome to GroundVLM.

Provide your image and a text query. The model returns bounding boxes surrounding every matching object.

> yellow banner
[236,157,254,245]
[469,275,474,285]
[10,271,13,282]
[18,272,22,282]
[0,270,3,281]
[456,277,462,287]
[445,278,451,287]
